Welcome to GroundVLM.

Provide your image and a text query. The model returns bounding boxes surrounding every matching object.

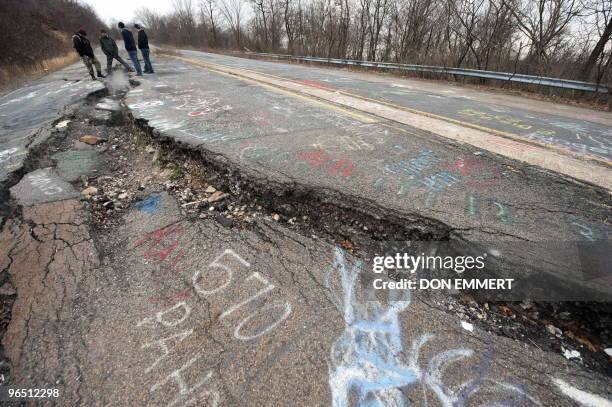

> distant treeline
[136,0,612,88]
[0,0,106,71]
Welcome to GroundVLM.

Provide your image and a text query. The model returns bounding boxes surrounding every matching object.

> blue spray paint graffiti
[327,248,416,406]
[376,149,462,196]
[325,248,543,407]
[418,171,461,193]
[135,194,162,214]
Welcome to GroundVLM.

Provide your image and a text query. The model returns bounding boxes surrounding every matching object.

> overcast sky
[83,0,174,24]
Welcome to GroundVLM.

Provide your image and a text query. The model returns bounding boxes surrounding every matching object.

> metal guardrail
[252,52,609,94]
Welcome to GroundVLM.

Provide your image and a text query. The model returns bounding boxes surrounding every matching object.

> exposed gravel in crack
[112,94,611,377]
[0,76,609,394]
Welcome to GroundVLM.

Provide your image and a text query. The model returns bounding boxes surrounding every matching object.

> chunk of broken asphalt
[79,135,105,145]
[214,212,234,227]
[10,168,79,206]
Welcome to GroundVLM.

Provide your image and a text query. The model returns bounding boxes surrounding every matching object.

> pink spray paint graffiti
[446,156,502,190]
[240,146,362,178]
[297,149,361,177]
[133,223,194,305]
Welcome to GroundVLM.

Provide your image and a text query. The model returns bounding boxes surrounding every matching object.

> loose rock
[80,135,103,145]
[207,191,226,203]
[55,119,71,129]
[81,186,98,196]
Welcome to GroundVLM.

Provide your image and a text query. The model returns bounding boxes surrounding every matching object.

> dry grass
[0,52,79,90]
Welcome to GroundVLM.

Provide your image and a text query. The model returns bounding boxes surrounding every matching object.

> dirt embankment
[0,0,106,92]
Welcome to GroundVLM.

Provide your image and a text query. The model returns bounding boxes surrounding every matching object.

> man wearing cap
[99,29,133,75]
[118,22,143,76]
[73,28,105,80]
[135,24,154,74]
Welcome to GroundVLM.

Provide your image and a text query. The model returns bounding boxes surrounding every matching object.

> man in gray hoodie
[99,30,133,75]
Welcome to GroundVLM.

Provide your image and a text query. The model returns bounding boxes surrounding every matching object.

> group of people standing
[73,22,154,80]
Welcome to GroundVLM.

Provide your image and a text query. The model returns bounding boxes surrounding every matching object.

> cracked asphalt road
[126,58,611,300]
[0,53,610,406]
[0,64,104,188]
[178,50,612,163]
[3,187,611,406]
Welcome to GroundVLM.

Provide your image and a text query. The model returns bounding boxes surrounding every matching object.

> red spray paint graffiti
[295,79,335,91]
[447,157,502,190]
[297,149,361,177]
[134,223,194,306]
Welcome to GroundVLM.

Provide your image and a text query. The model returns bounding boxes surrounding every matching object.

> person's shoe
[136,73,143,77]
[91,75,97,81]
[97,72,106,78]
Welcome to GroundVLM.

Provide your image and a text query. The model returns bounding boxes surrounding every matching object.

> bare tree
[171,0,198,45]
[367,0,389,60]
[283,0,296,53]
[136,7,169,42]
[218,0,247,48]
[579,0,612,79]
[202,0,220,46]
[504,0,582,70]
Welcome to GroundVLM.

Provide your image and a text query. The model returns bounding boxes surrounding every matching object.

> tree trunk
[580,18,612,81]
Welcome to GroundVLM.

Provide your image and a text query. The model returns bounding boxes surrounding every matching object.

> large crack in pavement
[125,58,611,301]
[0,63,610,405]
[0,83,108,225]
[0,62,107,206]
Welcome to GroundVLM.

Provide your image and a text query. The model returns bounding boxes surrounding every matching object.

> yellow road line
[316,82,611,167]
[170,55,378,124]
[232,61,612,166]
[167,53,611,168]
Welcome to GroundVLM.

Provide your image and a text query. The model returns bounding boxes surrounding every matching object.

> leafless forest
[136,0,612,86]
[0,0,610,90]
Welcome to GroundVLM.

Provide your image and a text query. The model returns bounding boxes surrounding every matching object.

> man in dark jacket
[134,24,154,74]
[73,28,105,80]
[99,30,133,75]
[118,22,142,76]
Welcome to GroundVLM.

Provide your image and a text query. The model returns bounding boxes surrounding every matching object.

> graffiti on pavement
[135,194,162,215]
[326,248,542,406]
[137,247,293,405]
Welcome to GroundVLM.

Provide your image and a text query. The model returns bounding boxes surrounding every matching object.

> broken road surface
[126,58,610,299]
[0,52,610,406]
[0,64,104,191]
